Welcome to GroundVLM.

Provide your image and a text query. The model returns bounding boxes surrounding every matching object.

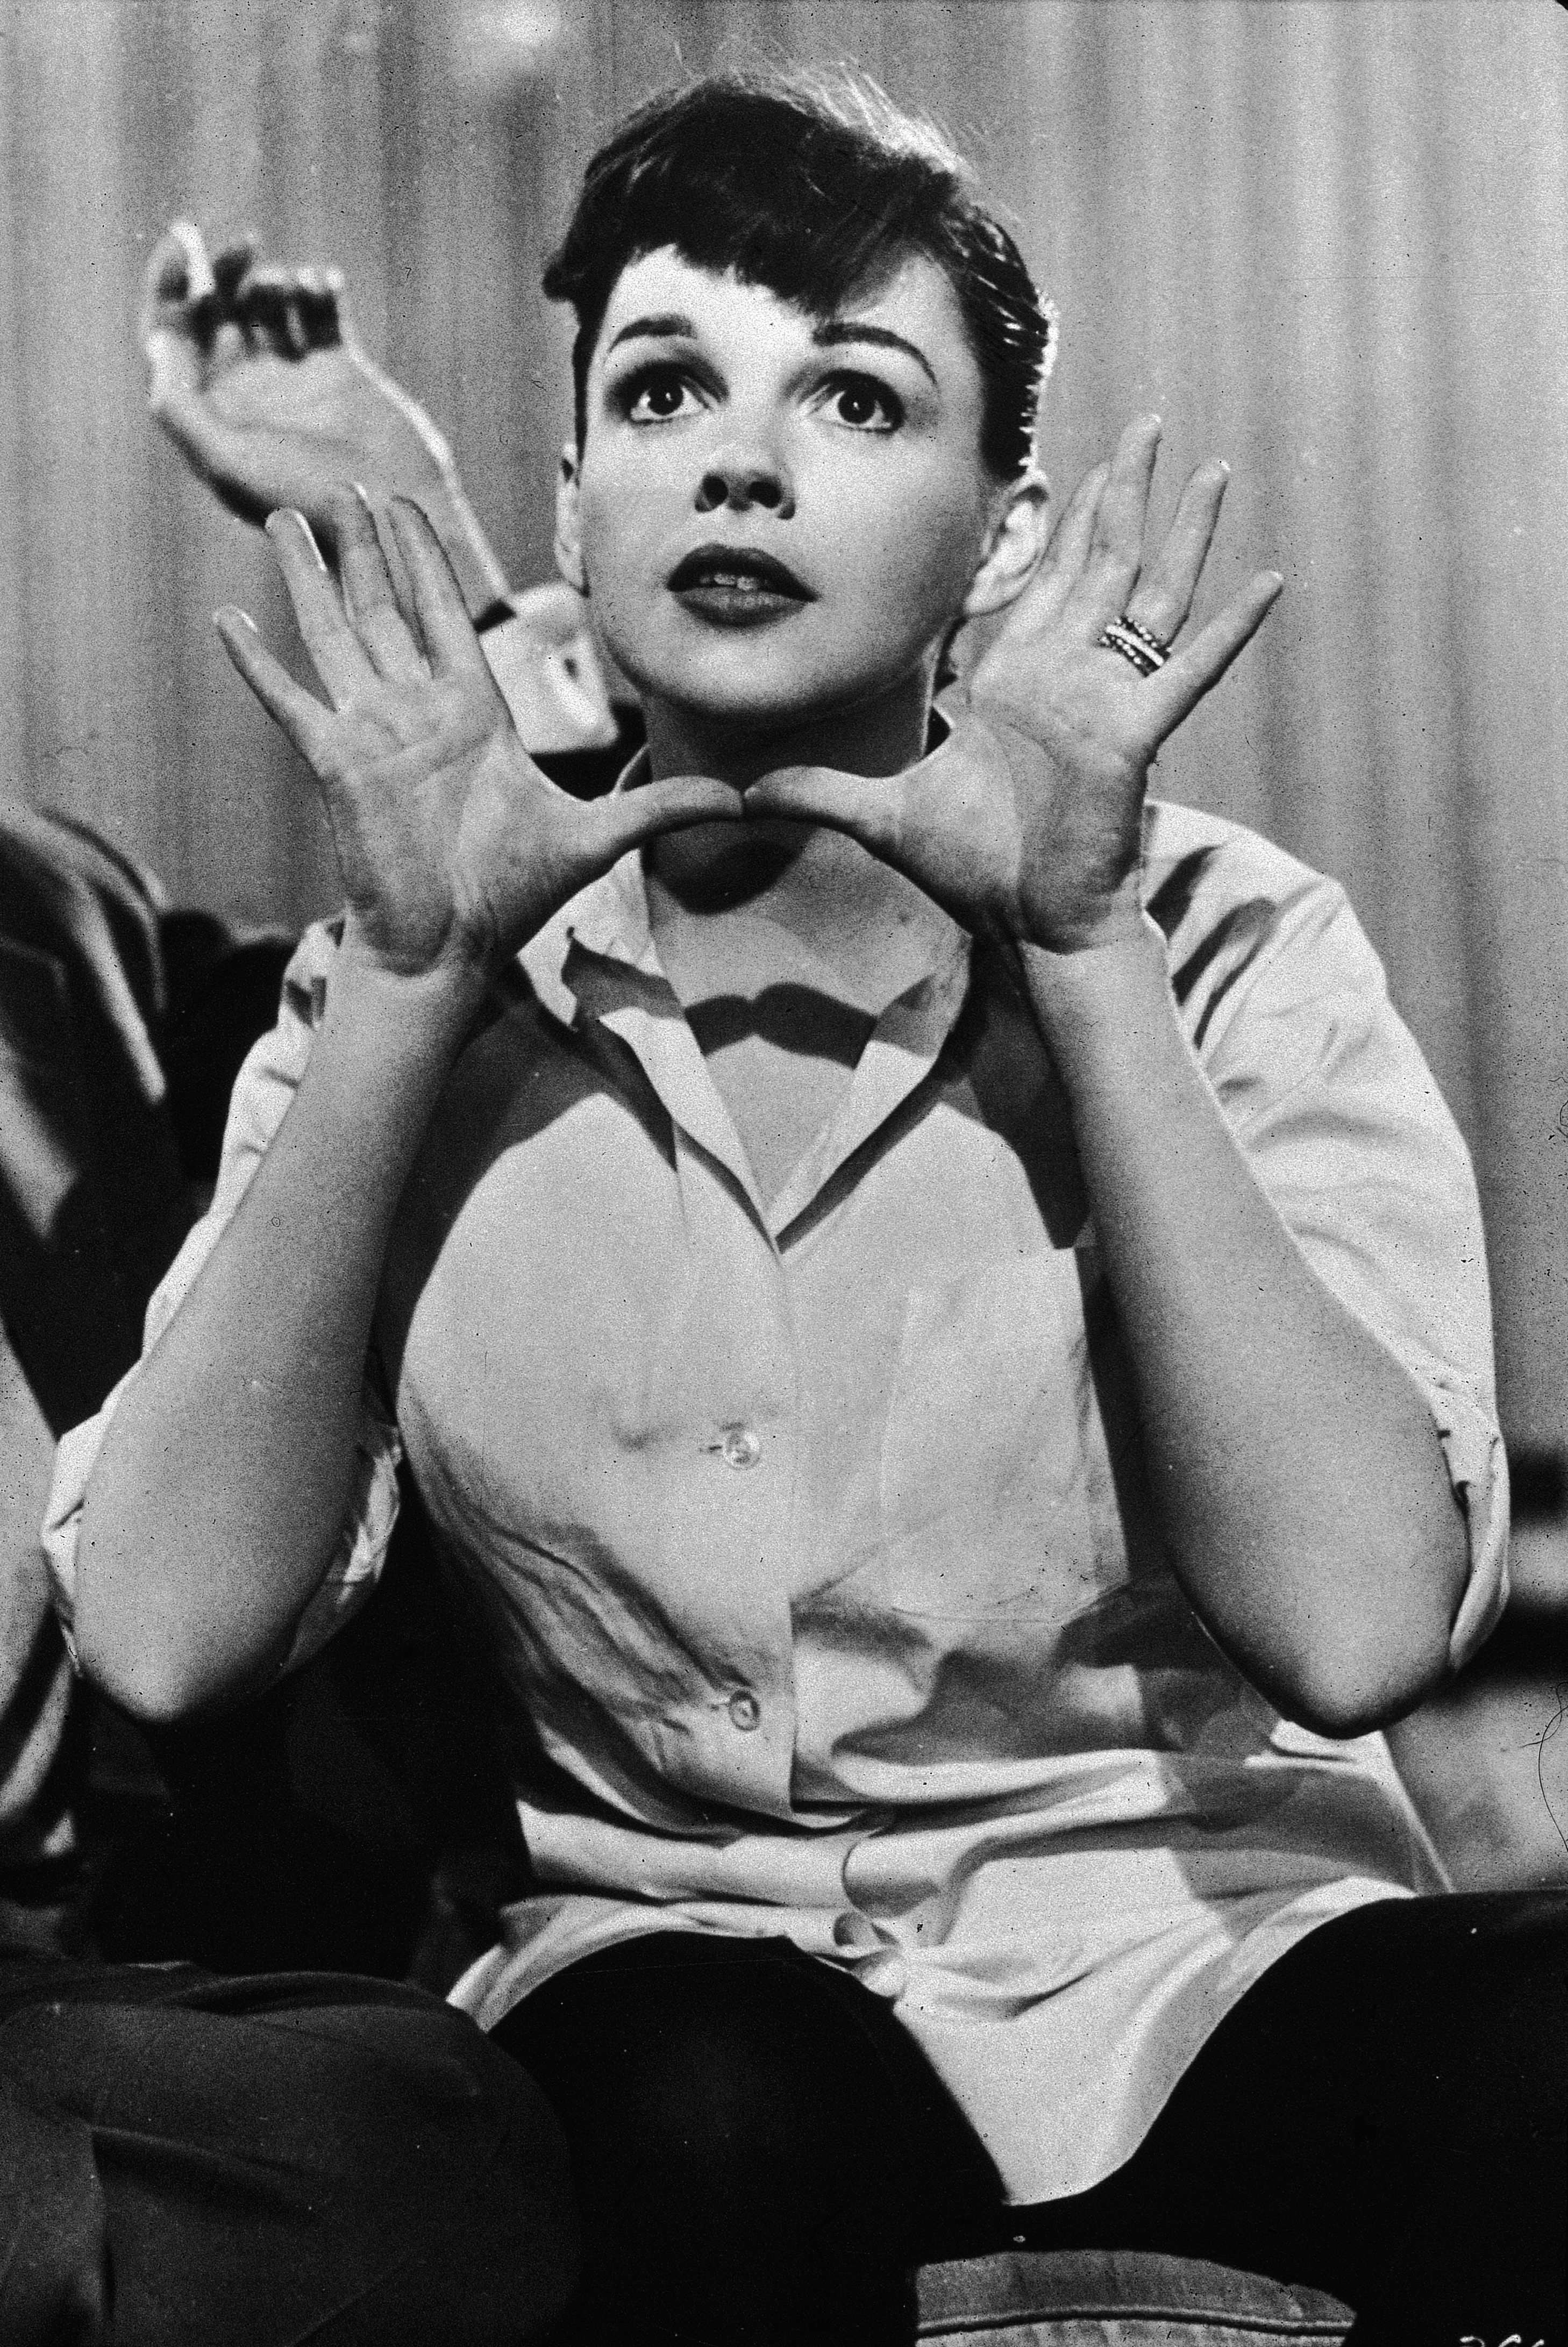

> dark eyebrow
[605,309,937,388]
[812,320,937,387]
[605,312,694,355]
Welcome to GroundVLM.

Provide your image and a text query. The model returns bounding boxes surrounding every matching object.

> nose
[694,447,794,518]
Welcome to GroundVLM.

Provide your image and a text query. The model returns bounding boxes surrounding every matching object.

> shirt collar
[515,730,979,1235]
[516,744,661,1022]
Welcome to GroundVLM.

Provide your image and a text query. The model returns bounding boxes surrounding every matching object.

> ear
[554,440,587,594]
[962,470,1050,621]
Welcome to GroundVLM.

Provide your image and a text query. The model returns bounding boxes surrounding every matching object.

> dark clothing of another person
[1,809,575,2346]
[0,1956,576,2346]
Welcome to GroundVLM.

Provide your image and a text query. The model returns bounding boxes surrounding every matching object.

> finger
[1082,413,1163,624]
[295,266,345,350]
[1002,461,1109,639]
[140,222,216,341]
[214,605,334,766]
[264,508,379,704]
[231,266,302,357]
[281,293,317,358]
[232,261,339,356]
[1127,459,1230,645]
[141,232,234,463]
[210,236,260,308]
[331,487,428,682]
[742,766,908,861]
[1047,460,1110,577]
[141,227,223,419]
[384,499,491,682]
[1144,570,1284,734]
[594,775,745,860]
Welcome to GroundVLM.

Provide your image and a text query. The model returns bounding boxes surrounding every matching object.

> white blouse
[46,748,1506,2202]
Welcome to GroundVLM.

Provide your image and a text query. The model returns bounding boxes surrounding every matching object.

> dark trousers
[0,1958,577,2346]
[493,1888,1568,2347]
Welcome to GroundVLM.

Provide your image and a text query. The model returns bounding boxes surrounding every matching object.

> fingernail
[1216,460,1231,479]
[213,604,254,631]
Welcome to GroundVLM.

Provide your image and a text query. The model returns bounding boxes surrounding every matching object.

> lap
[493,1931,995,2345]
[35,1894,1545,2347]
[495,1894,1568,2345]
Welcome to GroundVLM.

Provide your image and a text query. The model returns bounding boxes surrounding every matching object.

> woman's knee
[502,1941,949,2235]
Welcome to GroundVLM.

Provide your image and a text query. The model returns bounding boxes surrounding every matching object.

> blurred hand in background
[141,223,618,754]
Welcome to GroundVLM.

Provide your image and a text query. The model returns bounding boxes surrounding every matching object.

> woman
[52,70,1563,2347]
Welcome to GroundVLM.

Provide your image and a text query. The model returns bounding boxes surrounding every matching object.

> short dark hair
[541,68,1056,481]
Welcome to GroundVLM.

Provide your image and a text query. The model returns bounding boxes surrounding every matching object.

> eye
[616,364,704,425]
[817,373,904,433]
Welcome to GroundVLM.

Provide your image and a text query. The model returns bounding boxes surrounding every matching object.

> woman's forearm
[1021,921,1468,1736]
[73,953,481,1721]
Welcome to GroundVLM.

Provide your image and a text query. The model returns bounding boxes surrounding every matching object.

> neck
[642,662,943,961]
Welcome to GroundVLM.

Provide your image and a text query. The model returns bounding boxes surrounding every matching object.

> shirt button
[727,1689,762,1732]
[720,1424,762,1471]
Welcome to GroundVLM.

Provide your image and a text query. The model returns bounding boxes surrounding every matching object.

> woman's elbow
[1278,1524,1467,1740]
[1282,1636,1452,1741]
[73,1560,282,1723]
[74,1601,215,1723]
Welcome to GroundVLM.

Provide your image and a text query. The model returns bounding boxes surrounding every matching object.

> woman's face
[557,246,1022,739]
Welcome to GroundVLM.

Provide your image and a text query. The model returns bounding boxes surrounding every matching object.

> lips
[666,544,813,621]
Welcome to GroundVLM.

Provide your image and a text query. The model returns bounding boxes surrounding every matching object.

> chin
[622,666,846,736]
[654,646,929,732]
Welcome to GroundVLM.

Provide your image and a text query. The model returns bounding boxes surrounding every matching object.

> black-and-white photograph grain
[2,3,1565,2340]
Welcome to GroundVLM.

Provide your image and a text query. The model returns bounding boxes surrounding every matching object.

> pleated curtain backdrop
[2,0,1566,1453]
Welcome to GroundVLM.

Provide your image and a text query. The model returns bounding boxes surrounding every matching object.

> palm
[745,418,1281,954]
[218,493,739,986]
[824,702,1146,955]
[195,345,452,529]
[142,225,454,531]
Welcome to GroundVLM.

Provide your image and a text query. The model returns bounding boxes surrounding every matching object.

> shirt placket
[532,861,976,1823]
[590,985,803,1820]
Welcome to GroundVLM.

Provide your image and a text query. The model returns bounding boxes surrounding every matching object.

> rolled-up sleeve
[42,920,403,1673]
[1152,811,1508,1670]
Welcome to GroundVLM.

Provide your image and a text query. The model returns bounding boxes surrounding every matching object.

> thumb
[595,775,744,859]
[142,226,238,468]
[742,764,907,858]
[145,325,202,413]
[140,222,215,349]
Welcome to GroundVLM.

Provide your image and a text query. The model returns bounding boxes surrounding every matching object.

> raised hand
[744,417,1282,957]
[141,223,505,616]
[217,491,739,990]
